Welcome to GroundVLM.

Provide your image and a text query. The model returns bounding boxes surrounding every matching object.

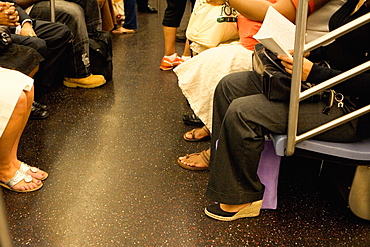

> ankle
[220,203,252,213]
[181,55,191,61]
[164,53,177,60]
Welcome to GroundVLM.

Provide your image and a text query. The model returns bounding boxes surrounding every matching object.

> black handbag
[0,26,12,51]
[252,43,321,102]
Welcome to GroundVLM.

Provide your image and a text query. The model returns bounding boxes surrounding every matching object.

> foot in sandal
[16,161,48,181]
[111,27,136,34]
[0,166,43,192]
[183,126,210,142]
[177,149,210,171]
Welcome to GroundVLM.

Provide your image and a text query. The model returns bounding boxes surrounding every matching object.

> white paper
[253,6,296,57]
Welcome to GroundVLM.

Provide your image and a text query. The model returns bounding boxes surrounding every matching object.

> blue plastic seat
[272,135,370,160]
[271,135,370,220]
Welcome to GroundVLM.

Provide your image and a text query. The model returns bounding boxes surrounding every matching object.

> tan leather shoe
[63,74,106,88]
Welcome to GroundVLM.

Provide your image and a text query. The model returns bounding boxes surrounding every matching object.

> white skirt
[174,43,253,131]
[0,67,34,137]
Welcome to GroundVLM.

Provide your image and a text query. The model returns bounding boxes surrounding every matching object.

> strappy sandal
[19,162,48,181]
[183,126,211,142]
[0,170,43,192]
[177,149,210,171]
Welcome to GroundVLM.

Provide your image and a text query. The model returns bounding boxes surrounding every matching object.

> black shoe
[182,114,204,126]
[33,101,48,111]
[138,4,158,13]
[29,105,49,120]
[205,201,262,221]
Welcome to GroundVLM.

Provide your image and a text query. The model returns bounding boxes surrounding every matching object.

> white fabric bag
[186,0,239,48]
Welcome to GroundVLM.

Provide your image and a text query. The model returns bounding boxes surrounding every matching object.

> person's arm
[207,0,296,22]
[207,0,331,23]
[4,0,37,36]
[279,52,370,99]
[15,0,41,10]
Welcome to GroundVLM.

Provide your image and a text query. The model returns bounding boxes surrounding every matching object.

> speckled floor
[1,2,370,246]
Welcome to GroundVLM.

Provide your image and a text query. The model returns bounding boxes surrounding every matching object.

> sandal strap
[5,170,33,188]
[202,126,211,136]
[199,150,210,165]
[184,150,210,165]
[186,128,195,139]
[19,162,39,173]
[187,126,211,139]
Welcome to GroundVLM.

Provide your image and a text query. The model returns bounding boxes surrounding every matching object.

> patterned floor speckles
[1,1,369,246]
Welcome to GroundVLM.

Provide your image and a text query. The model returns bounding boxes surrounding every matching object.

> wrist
[21,19,32,27]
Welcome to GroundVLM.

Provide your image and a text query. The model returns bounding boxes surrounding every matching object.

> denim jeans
[29,0,102,78]
[123,0,137,30]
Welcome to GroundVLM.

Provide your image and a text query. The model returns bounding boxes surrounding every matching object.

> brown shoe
[64,74,106,88]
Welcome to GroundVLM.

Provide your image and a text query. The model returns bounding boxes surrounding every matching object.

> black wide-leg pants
[206,71,359,205]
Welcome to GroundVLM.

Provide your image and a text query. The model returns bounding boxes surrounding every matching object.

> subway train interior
[1,0,370,246]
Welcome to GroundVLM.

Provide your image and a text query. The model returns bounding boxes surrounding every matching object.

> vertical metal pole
[285,0,309,156]
[0,191,13,247]
[50,0,56,22]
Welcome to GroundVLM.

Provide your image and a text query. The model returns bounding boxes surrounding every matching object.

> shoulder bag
[252,43,322,102]
[186,0,239,48]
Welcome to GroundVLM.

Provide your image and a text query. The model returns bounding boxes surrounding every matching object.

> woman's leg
[178,71,262,170]
[162,0,188,56]
[9,85,47,180]
[0,88,42,191]
[163,26,177,56]
[206,72,359,216]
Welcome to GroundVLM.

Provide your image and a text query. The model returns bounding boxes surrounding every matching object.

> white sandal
[19,162,48,180]
[0,170,43,192]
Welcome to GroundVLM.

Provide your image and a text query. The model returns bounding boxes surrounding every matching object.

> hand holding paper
[253,6,296,58]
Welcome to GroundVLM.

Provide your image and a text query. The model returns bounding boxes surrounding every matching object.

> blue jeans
[123,0,137,30]
[29,0,102,78]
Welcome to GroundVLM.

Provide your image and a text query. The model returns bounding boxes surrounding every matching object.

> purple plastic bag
[215,139,281,209]
[258,139,281,209]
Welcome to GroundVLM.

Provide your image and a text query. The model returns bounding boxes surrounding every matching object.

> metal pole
[285,0,309,156]
[50,0,55,22]
[0,190,13,247]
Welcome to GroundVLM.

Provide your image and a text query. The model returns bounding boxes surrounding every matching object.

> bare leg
[182,39,191,57]
[28,65,39,78]
[220,203,251,212]
[0,89,42,191]
[163,26,177,56]
[10,86,47,180]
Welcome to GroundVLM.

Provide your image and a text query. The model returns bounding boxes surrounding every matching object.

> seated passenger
[1,0,72,93]
[0,1,71,120]
[16,0,107,88]
[202,0,370,221]
[0,44,48,192]
[177,0,344,170]
[97,0,116,32]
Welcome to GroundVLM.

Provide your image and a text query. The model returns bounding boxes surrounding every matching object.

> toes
[13,178,41,191]
[27,170,46,180]
[178,157,196,167]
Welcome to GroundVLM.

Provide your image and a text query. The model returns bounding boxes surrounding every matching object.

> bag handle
[262,47,290,76]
